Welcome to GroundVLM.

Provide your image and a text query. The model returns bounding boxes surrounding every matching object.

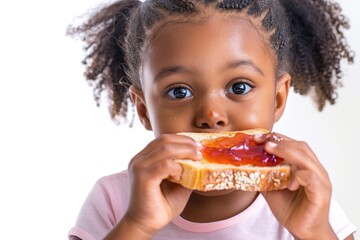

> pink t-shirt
[68,171,356,240]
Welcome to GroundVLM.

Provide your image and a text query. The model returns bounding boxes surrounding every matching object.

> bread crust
[170,129,291,191]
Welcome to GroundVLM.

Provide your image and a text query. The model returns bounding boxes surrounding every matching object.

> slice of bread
[170,129,291,191]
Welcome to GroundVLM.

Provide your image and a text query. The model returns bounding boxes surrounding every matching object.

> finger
[253,132,271,143]
[161,181,193,217]
[149,158,184,182]
[161,180,192,200]
[266,140,332,199]
[142,141,203,164]
[260,188,297,217]
[128,134,204,191]
[267,133,323,169]
[253,131,291,144]
[287,170,331,203]
[265,140,320,171]
[130,134,202,168]
[265,140,331,187]
[146,134,202,153]
[130,157,184,190]
[270,132,294,141]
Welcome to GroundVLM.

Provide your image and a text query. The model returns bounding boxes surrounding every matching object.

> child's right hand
[122,134,202,237]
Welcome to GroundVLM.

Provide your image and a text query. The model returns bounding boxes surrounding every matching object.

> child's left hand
[255,133,337,240]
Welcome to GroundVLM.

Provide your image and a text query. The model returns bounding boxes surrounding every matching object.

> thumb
[161,181,192,216]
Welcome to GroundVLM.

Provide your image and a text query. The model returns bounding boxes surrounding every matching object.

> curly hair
[67,0,354,124]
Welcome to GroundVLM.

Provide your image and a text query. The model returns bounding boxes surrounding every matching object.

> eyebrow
[154,66,189,82]
[225,59,264,76]
[154,59,264,82]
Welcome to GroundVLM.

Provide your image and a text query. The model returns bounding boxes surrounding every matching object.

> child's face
[132,14,290,136]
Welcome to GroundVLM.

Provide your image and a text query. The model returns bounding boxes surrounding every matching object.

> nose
[195,98,228,129]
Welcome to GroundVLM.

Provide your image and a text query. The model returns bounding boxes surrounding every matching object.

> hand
[125,134,202,236]
[255,133,336,240]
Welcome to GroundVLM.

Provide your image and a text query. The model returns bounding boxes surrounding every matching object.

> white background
[0,0,359,239]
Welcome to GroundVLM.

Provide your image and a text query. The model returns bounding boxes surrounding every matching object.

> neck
[181,190,259,223]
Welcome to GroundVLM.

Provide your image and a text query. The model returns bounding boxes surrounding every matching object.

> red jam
[201,132,283,166]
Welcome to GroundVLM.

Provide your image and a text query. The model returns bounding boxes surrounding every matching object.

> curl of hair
[279,0,354,110]
[67,0,141,121]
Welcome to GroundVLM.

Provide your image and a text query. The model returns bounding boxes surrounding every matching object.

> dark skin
[72,13,354,240]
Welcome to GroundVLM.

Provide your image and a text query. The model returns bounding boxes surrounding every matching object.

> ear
[129,86,152,130]
[274,72,291,122]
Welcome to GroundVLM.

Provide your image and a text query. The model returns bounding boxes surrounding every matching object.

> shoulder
[78,170,131,222]
[96,170,129,190]
[68,171,131,240]
[329,198,357,239]
[92,170,131,209]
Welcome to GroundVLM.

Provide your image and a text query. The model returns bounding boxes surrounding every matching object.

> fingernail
[267,142,277,148]
[254,133,263,139]
[271,133,284,142]
[196,141,202,149]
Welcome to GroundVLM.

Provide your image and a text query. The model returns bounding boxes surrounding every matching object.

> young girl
[67,0,356,239]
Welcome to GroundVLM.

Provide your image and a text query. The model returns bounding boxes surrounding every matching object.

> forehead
[142,13,276,83]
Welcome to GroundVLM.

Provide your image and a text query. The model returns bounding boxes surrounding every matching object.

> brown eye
[167,87,193,99]
[228,82,252,95]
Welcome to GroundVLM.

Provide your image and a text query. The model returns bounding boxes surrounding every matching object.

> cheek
[146,95,194,135]
[234,95,276,130]
[243,109,274,129]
